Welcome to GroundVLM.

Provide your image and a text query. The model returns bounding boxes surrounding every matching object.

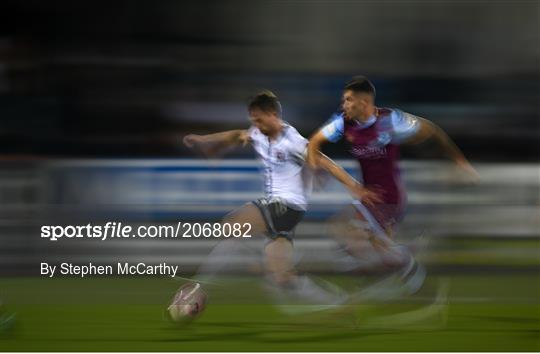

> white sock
[195,239,253,283]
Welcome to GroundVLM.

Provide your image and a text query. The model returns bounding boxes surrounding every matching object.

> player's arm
[306,130,329,169]
[403,117,479,179]
[183,129,250,157]
[306,114,381,202]
[316,152,383,205]
[307,113,344,169]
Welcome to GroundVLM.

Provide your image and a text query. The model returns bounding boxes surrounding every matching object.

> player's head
[342,76,376,121]
[248,90,283,136]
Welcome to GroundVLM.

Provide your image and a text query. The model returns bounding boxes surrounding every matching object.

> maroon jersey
[343,108,403,205]
[321,107,421,228]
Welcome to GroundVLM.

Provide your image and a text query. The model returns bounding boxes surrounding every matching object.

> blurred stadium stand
[0,1,538,161]
[0,159,537,274]
[0,1,537,274]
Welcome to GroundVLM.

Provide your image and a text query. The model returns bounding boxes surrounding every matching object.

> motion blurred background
[0,1,538,351]
[0,0,538,159]
[0,0,538,266]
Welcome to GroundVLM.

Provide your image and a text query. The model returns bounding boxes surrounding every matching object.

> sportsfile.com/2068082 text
[40,222,253,241]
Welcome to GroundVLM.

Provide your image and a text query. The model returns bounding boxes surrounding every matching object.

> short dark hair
[248,90,282,116]
[344,76,376,98]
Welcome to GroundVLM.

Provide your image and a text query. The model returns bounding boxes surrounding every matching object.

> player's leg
[255,198,303,287]
[260,199,346,306]
[328,204,376,256]
[168,203,269,321]
[351,200,414,270]
[194,202,268,282]
[221,202,268,235]
[328,204,388,271]
[264,237,295,286]
[343,200,426,294]
[264,236,346,305]
[328,202,412,272]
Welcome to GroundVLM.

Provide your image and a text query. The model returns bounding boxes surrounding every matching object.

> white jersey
[248,123,310,210]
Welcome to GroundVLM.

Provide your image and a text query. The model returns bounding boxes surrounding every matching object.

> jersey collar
[355,115,376,129]
[269,122,289,144]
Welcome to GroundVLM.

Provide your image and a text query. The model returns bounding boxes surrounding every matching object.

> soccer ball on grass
[167,282,207,323]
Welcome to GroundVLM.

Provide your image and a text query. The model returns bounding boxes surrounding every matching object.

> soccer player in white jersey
[183,90,356,305]
[307,76,479,292]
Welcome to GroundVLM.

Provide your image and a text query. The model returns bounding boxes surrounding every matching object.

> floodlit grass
[1,273,538,351]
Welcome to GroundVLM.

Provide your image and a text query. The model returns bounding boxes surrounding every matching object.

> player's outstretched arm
[406,118,479,180]
[307,130,329,169]
[183,129,250,157]
[317,152,383,206]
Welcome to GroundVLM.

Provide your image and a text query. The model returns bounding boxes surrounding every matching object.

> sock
[195,239,255,283]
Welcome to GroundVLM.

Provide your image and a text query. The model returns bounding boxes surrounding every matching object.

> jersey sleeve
[247,125,258,140]
[246,125,261,147]
[390,109,421,144]
[320,113,345,143]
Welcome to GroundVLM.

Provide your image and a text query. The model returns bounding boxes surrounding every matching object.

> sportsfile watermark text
[41,222,253,241]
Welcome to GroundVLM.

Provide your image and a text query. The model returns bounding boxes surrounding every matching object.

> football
[167,282,207,322]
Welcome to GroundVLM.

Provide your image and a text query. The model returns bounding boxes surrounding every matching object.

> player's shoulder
[386,107,422,124]
[382,107,422,142]
[320,112,345,143]
[377,107,401,119]
[381,107,419,118]
[378,107,413,124]
[378,107,394,116]
[248,126,263,140]
[283,123,307,143]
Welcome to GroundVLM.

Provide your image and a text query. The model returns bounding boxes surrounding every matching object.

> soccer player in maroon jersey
[307,76,478,291]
